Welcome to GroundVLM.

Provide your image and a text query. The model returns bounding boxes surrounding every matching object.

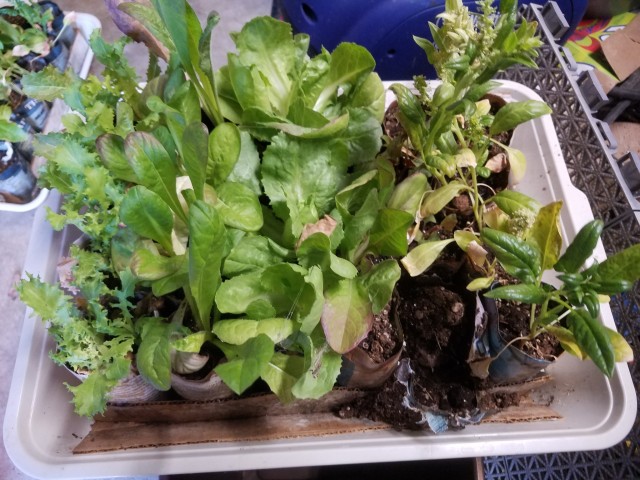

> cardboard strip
[77,382,561,453]
[73,414,389,454]
[482,405,562,423]
[97,389,367,423]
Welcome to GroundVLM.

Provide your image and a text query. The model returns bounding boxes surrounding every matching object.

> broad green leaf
[388,173,430,215]
[596,243,640,283]
[555,220,603,274]
[125,131,185,223]
[401,239,455,277]
[420,181,469,218]
[111,228,143,274]
[216,264,319,325]
[483,284,548,304]
[232,17,296,115]
[213,182,263,232]
[213,318,296,345]
[227,131,261,195]
[151,0,198,73]
[313,42,376,113]
[368,208,414,256]
[216,271,269,316]
[261,352,305,403]
[344,69,385,116]
[131,248,185,281]
[481,228,542,284]
[136,317,173,390]
[172,331,208,353]
[291,344,343,399]
[152,269,188,297]
[262,134,349,234]
[529,201,563,271]
[0,118,28,143]
[297,232,331,271]
[188,200,227,330]
[300,266,325,334]
[223,235,290,276]
[120,186,174,253]
[96,134,138,183]
[491,190,541,216]
[321,278,373,353]
[207,122,241,187]
[568,308,614,377]
[360,259,401,313]
[182,122,208,199]
[339,107,384,166]
[214,334,274,395]
[335,169,378,216]
[490,100,552,135]
[341,196,380,260]
[242,107,349,140]
[329,254,358,279]
[146,95,188,153]
[227,56,272,116]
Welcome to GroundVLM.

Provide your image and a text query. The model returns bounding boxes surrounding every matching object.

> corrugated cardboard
[601,15,640,83]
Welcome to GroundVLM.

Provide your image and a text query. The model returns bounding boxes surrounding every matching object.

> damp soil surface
[338,270,556,431]
[495,299,563,360]
[359,303,400,364]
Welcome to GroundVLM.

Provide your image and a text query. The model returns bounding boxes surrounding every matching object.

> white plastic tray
[3,80,636,479]
[0,13,100,213]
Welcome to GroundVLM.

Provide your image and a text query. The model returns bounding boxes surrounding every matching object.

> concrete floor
[0,1,271,479]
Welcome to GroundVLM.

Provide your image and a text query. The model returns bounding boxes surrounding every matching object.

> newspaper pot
[337,301,403,389]
[68,364,164,405]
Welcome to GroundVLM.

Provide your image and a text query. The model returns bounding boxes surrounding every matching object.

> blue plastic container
[274,0,588,79]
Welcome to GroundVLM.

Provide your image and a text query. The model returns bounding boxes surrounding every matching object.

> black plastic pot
[16,42,69,73]
[7,114,36,157]
[469,291,554,384]
[36,1,74,46]
[0,141,37,203]
[11,96,49,133]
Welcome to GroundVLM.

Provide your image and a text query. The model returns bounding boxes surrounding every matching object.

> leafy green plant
[480,209,636,376]
[17,0,405,416]
[383,0,553,280]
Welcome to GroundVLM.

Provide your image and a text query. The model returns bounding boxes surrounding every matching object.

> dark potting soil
[338,272,551,430]
[359,303,400,364]
[495,299,563,360]
[339,274,484,429]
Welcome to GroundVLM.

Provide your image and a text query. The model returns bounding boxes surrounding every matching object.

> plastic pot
[0,141,37,203]
[469,290,554,384]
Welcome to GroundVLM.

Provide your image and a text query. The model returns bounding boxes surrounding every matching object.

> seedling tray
[3,80,636,479]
